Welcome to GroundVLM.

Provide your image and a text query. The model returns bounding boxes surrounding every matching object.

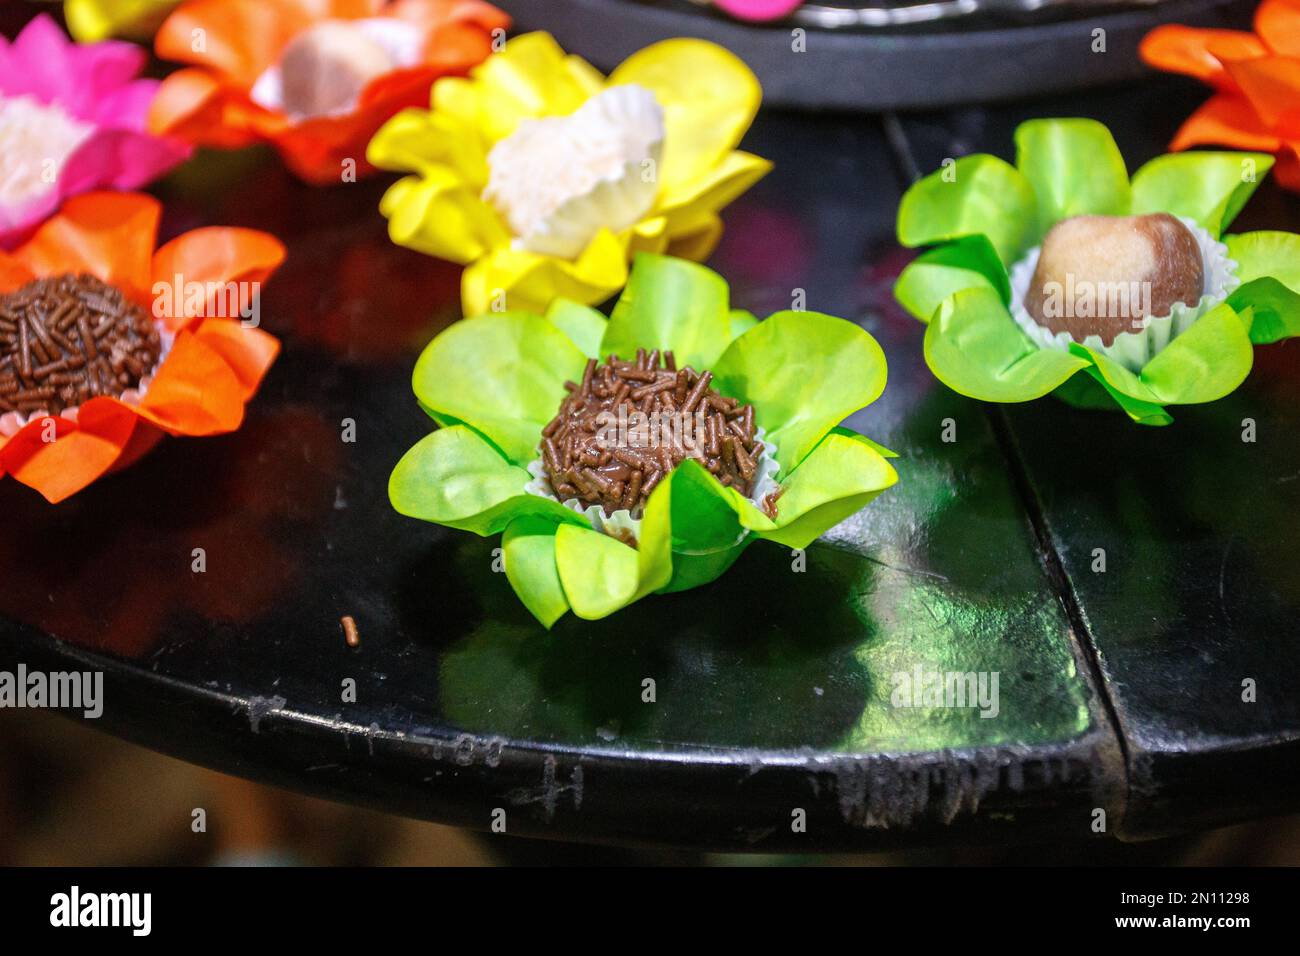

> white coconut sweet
[482,85,666,259]
[251,18,426,120]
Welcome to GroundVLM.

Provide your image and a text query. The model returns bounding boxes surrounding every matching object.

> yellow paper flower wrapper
[367,31,772,315]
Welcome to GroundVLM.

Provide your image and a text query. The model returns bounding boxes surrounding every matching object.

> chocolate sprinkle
[0,273,161,416]
[540,350,768,517]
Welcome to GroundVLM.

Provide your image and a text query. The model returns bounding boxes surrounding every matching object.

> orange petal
[1271,141,1300,190]
[192,319,281,399]
[1170,92,1282,151]
[391,0,510,31]
[149,68,269,148]
[135,331,248,435]
[0,399,138,504]
[268,70,438,183]
[405,0,511,69]
[1225,55,1300,131]
[151,227,286,330]
[156,0,315,87]
[0,254,35,293]
[1256,0,1300,57]
[1140,26,1266,89]
[12,193,160,304]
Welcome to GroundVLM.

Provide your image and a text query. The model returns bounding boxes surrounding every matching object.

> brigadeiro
[0,273,165,418]
[529,347,780,544]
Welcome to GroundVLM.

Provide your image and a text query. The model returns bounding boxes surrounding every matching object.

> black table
[2,64,1297,851]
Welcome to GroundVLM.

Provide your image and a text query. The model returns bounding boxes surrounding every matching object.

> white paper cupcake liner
[0,322,175,437]
[524,428,780,549]
[1008,215,1238,373]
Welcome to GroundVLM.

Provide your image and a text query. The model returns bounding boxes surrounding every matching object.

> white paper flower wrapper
[1008,216,1238,373]
[0,323,175,437]
[524,428,780,548]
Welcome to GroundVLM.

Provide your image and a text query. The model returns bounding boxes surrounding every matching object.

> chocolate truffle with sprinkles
[540,348,769,518]
[0,273,162,417]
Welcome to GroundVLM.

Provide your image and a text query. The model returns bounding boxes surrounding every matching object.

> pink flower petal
[0,14,189,245]
[60,130,192,195]
[89,79,163,132]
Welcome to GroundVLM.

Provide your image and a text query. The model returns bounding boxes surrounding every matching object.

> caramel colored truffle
[278,21,393,118]
[1024,213,1204,345]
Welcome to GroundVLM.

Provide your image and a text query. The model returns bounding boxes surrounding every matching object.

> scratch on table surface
[246,695,287,734]
[822,749,1091,829]
[1219,537,1235,630]
[864,554,951,584]
[507,755,584,822]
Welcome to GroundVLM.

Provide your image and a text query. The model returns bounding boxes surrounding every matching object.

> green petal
[661,542,751,593]
[712,310,888,474]
[729,308,758,340]
[647,460,759,593]
[1070,350,1172,425]
[1066,302,1252,413]
[1014,118,1130,238]
[551,467,676,620]
[1053,372,1120,411]
[554,523,640,620]
[545,298,607,359]
[412,313,588,465]
[754,430,899,550]
[1226,231,1300,343]
[1131,152,1273,238]
[836,427,899,459]
[1136,301,1255,404]
[601,253,733,368]
[897,154,1037,265]
[664,457,748,551]
[388,425,575,534]
[894,234,1010,322]
[924,287,1090,402]
[503,515,569,628]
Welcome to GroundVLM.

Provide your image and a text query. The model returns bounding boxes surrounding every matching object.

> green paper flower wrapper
[390,253,898,627]
[894,118,1300,425]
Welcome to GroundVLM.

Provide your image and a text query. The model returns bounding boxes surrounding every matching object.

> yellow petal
[658,150,772,235]
[608,39,762,196]
[368,107,489,187]
[382,172,506,266]
[65,0,177,42]
[447,32,605,145]
[462,229,631,315]
[666,216,724,263]
[629,216,670,255]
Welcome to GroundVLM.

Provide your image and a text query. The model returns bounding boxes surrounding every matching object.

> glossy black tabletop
[1,52,1296,848]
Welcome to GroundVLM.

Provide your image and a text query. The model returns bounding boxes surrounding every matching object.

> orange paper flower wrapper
[149,0,510,184]
[1142,0,1300,191]
[0,192,284,503]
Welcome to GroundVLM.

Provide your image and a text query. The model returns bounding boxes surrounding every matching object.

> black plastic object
[496,0,1254,110]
